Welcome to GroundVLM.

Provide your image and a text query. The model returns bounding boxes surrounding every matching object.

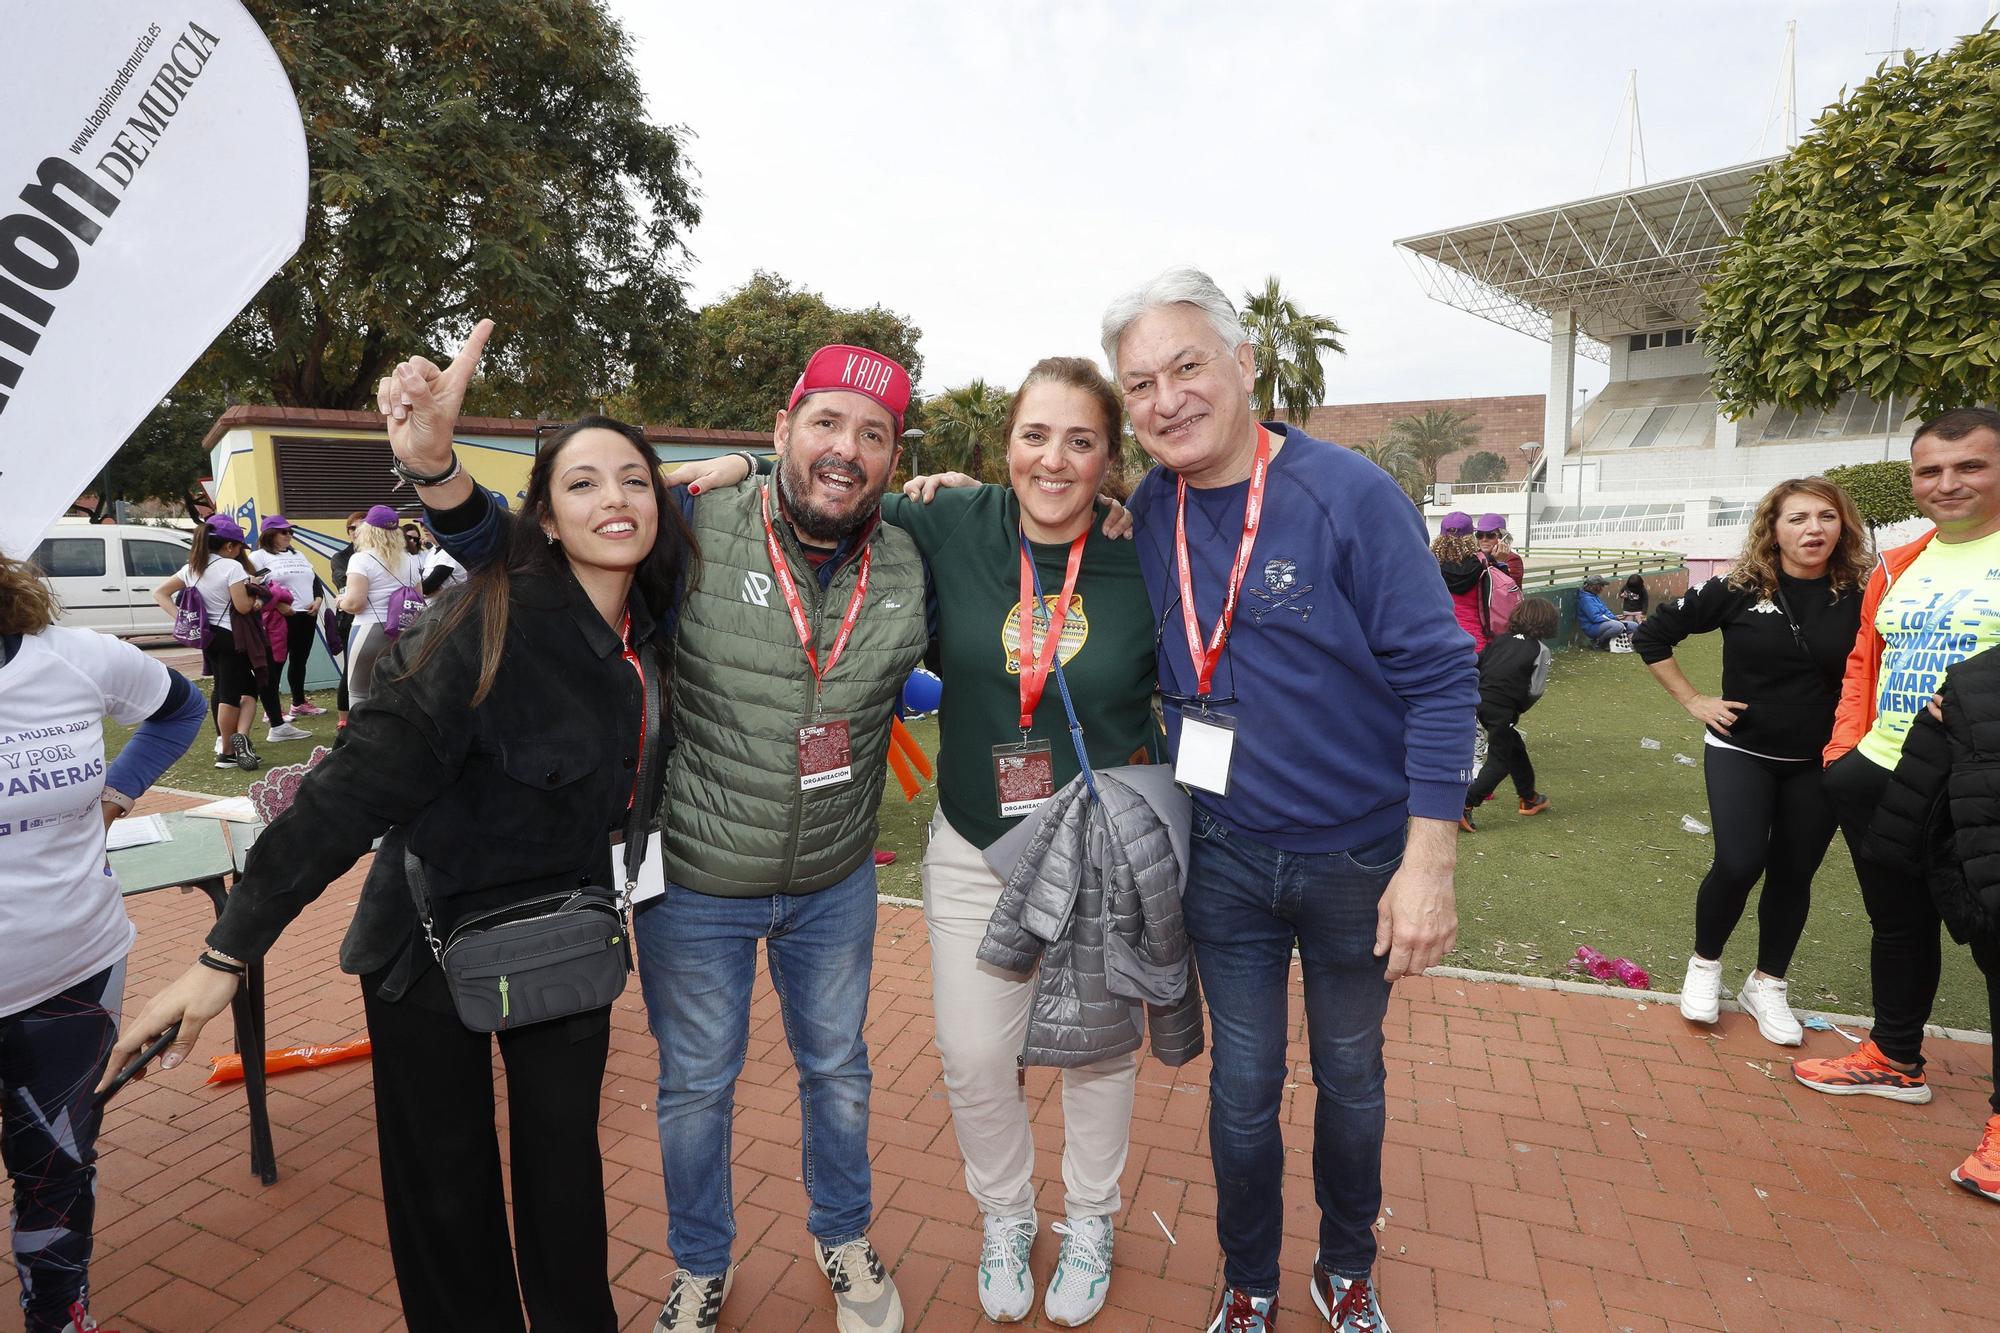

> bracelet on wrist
[197,950,247,977]
[100,787,135,815]
[389,452,463,488]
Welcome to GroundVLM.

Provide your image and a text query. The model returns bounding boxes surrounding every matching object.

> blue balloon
[901,667,942,715]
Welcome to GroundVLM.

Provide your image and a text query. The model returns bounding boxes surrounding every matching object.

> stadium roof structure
[1395,157,1782,364]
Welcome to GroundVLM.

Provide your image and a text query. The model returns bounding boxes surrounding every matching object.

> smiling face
[1911,427,2000,539]
[1006,381,1116,543]
[1115,303,1258,488]
[1772,490,1842,576]
[773,389,901,543]
[539,426,660,576]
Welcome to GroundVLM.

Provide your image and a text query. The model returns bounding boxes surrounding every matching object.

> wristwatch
[389,452,463,487]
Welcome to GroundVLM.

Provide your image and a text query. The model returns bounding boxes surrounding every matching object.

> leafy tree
[1351,439,1427,503]
[1387,407,1481,488]
[1241,277,1345,422]
[1704,28,2000,419]
[90,0,701,508]
[1456,450,1509,485]
[922,380,1011,483]
[661,272,925,431]
[1825,460,1919,529]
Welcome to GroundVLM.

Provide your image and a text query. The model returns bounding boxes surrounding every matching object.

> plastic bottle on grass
[1573,945,1616,980]
[1609,958,1650,989]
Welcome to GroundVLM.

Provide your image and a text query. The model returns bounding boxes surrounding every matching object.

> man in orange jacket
[1798,408,2000,1204]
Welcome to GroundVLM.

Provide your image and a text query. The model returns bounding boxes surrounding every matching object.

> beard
[777,450,882,544]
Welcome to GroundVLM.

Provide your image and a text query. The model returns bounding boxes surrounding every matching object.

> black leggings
[1692,744,1838,977]
[1466,721,1536,805]
[207,629,284,731]
[1825,750,2000,1106]
[283,611,315,705]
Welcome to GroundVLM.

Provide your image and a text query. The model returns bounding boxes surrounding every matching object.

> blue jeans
[633,859,878,1275]
[1586,619,1633,648]
[1184,808,1403,1295]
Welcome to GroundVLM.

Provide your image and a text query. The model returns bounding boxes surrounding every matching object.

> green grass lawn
[111,644,1990,1031]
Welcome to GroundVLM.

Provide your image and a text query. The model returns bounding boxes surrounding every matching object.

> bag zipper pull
[499,975,510,1021]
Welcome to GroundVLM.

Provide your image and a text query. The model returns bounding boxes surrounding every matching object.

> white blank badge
[627,828,666,905]
[1175,713,1237,796]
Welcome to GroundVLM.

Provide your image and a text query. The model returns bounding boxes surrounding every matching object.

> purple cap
[261,514,293,532]
[1476,513,1506,532]
[363,505,400,529]
[204,515,247,545]
[1440,511,1473,533]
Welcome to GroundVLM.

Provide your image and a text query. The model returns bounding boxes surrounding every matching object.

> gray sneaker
[653,1268,732,1333]
[814,1236,904,1333]
[266,721,312,742]
[977,1211,1037,1322]
[1044,1214,1114,1326]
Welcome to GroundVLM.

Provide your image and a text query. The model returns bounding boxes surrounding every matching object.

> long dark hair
[398,415,698,704]
[188,520,253,579]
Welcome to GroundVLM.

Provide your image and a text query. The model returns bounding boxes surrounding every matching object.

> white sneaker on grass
[1679,956,1723,1024]
[266,722,312,742]
[1737,972,1804,1046]
[1044,1213,1114,1326]
[976,1211,1036,1322]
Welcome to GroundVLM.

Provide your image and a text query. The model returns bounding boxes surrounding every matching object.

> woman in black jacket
[1861,653,2000,1205]
[1460,597,1558,828]
[1634,478,1867,1047]
[106,397,696,1331]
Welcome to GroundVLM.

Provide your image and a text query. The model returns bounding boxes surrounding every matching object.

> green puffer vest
[663,482,929,896]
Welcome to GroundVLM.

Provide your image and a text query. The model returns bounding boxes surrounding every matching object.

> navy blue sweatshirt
[1127,426,1479,852]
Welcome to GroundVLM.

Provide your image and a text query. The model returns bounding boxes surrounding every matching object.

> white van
[30,520,195,637]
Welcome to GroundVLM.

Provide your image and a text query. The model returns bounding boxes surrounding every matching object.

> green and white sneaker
[1043,1214,1114,1326]
[815,1236,904,1333]
[976,1211,1037,1322]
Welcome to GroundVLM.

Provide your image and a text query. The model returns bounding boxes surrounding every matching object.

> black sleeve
[1633,576,1739,664]
[422,566,452,595]
[1438,555,1482,595]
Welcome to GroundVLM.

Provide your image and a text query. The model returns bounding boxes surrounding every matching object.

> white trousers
[921,810,1139,1220]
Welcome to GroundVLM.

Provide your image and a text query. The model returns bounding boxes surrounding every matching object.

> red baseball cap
[788,344,912,434]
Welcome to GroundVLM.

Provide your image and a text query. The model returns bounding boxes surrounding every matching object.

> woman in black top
[1634,478,1868,1047]
[107,395,696,1331]
[1620,573,1649,618]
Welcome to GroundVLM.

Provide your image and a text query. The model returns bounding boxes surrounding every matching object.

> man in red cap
[397,333,926,1333]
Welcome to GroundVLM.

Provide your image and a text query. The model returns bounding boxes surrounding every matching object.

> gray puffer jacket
[977,766,1205,1068]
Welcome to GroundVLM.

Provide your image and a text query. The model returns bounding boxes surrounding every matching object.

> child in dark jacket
[1462,598,1559,829]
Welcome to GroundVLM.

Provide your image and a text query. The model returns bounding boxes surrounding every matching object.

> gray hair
[1100,266,1250,378]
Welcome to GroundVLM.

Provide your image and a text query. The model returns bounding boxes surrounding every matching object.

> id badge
[798,719,854,791]
[1175,711,1237,796]
[993,739,1056,818]
[627,827,666,905]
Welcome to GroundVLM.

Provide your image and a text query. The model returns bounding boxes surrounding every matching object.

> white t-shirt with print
[0,627,172,1016]
[258,548,319,608]
[347,551,425,625]
[173,557,248,631]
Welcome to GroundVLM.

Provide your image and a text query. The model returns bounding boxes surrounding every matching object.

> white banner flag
[0,1,306,556]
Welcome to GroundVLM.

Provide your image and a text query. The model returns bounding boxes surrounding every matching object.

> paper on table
[105,814,172,850]
[183,797,261,823]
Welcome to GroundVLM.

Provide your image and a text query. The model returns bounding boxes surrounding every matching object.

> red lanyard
[618,611,645,811]
[761,483,871,682]
[1174,427,1273,698]
[1017,530,1089,731]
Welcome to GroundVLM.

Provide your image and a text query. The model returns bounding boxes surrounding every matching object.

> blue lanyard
[1019,529,1098,803]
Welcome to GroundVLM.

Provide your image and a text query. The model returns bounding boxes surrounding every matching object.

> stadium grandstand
[1394,157,1925,565]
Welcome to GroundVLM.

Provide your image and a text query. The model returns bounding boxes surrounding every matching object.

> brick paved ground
[9,790,1995,1332]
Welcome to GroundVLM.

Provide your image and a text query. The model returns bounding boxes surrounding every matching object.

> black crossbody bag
[404,640,663,1032]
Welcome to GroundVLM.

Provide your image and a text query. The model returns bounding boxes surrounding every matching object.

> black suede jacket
[206,568,662,998]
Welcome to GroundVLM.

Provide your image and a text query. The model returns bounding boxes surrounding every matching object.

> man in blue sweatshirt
[1575,574,1636,650]
[1104,269,1477,1333]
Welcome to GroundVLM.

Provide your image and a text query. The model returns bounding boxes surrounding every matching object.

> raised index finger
[446,318,495,387]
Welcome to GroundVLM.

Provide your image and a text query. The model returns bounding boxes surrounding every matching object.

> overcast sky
[611,0,1993,406]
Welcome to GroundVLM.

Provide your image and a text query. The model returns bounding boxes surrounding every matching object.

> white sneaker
[1737,973,1804,1046]
[815,1236,904,1333]
[266,722,312,742]
[976,1212,1036,1322]
[1679,956,1723,1024]
[653,1268,732,1333]
[1044,1214,1114,1326]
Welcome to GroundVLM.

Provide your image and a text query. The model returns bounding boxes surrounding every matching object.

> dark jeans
[282,610,315,705]
[1466,721,1536,805]
[1693,745,1838,977]
[362,964,616,1333]
[1825,751,2000,1111]
[1,962,123,1333]
[1183,807,1404,1294]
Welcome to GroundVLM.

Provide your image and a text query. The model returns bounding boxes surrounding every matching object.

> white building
[1397,159,1924,567]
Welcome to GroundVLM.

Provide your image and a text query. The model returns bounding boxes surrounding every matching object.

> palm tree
[922,380,1012,483]
[1386,407,1481,490]
[1241,276,1346,423]
[1351,439,1427,503]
